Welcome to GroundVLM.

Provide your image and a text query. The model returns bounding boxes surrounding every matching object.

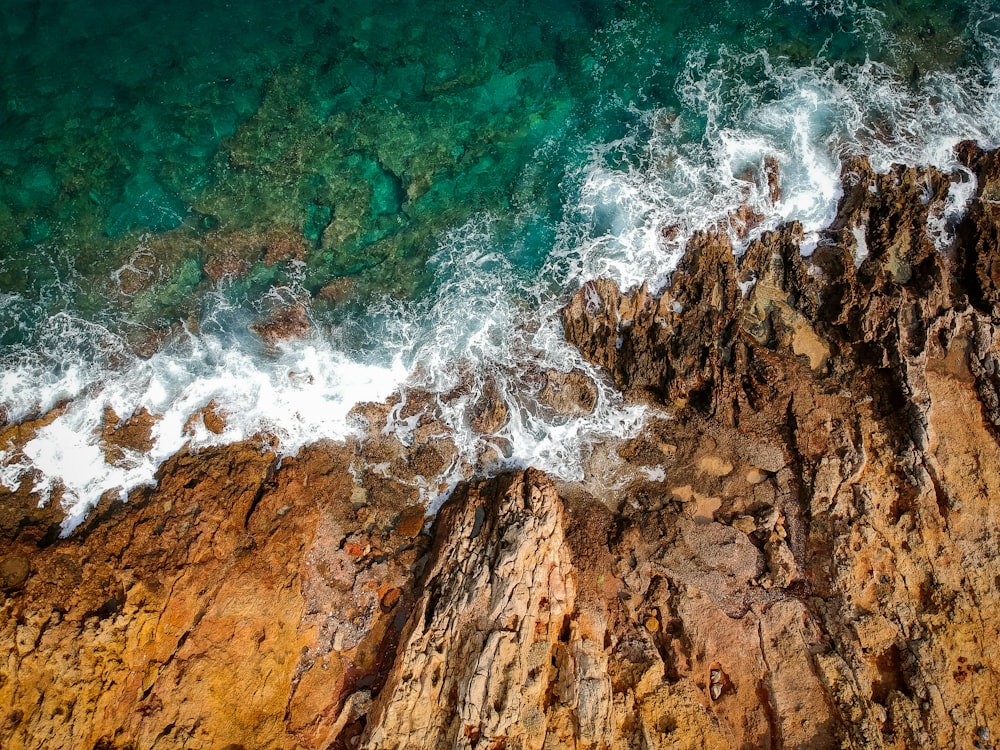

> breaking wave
[2,0,1000,532]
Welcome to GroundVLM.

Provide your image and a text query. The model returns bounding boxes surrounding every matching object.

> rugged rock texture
[0,437,433,750]
[3,144,1000,749]
[559,143,1000,748]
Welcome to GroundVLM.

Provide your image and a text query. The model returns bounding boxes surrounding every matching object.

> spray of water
[3,3,1000,532]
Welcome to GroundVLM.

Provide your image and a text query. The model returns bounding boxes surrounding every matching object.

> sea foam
[3,2,1000,532]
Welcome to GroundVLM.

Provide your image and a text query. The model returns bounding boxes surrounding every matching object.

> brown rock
[317,276,357,306]
[469,378,509,435]
[0,554,30,590]
[5,146,1000,750]
[0,402,72,543]
[562,230,741,407]
[101,406,160,465]
[764,155,782,203]
[183,400,227,436]
[201,225,307,281]
[261,227,307,267]
[558,146,1000,748]
[250,302,311,345]
[537,367,599,417]
[393,505,426,538]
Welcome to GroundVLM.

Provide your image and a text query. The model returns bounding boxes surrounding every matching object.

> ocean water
[1,0,999,530]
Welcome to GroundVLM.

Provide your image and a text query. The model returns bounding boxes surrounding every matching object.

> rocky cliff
[3,144,1000,749]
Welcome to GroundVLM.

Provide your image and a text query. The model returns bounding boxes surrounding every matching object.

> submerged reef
[3,144,1000,748]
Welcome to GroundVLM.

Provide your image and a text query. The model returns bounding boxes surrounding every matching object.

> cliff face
[2,144,1000,749]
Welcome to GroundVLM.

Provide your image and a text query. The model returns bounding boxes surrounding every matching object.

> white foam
[382,214,648,486]
[0,322,408,533]
[4,2,1000,533]
[852,224,869,266]
[638,465,666,482]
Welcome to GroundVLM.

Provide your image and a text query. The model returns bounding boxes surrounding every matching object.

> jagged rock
[0,438,435,750]
[560,148,1000,748]
[249,301,311,345]
[561,230,741,408]
[469,377,509,434]
[183,400,227,436]
[4,146,1000,749]
[537,367,599,417]
[364,469,580,748]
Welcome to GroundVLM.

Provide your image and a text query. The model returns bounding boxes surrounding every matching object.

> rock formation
[3,144,1000,748]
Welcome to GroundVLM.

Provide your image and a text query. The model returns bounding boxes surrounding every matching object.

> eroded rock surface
[559,143,1000,748]
[2,145,1000,749]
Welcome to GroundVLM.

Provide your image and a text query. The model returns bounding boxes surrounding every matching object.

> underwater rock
[317,276,357,306]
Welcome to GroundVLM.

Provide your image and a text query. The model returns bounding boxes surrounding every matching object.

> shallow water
[2,0,999,530]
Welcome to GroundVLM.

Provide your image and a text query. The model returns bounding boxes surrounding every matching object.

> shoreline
[3,141,1000,747]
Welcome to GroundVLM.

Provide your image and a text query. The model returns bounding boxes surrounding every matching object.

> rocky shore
[3,143,1000,749]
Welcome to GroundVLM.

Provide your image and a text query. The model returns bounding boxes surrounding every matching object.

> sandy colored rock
[697,455,733,477]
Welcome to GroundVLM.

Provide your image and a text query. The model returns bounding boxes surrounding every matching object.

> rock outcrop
[0,438,432,750]
[3,144,1000,749]
[559,143,1000,748]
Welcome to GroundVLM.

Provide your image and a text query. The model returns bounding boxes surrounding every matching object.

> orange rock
[101,406,160,465]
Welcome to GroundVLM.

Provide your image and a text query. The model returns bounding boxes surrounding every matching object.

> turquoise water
[1,0,999,527]
[0,0,988,337]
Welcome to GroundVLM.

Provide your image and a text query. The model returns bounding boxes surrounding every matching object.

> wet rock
[183,400,227,436]
[468,378,509,435]
[250,302,311,345]
[562,230,741,408]
[317,276,357,306]
[101,406,160,465]
[764,155,782,203]
[201,225,307,281]
[260,227,308,267]
[0,402,72,543]
[536,367,599,417]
